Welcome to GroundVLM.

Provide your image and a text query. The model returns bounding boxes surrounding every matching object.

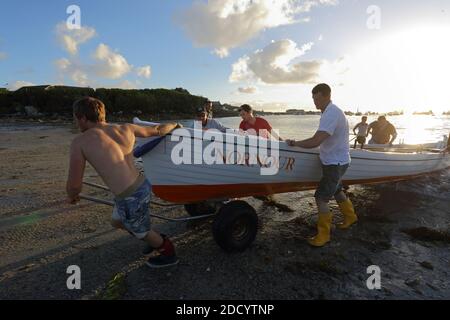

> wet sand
[0,120,449,300]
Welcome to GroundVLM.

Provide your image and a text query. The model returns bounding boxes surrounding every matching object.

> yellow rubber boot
[337,199,358,229]
[308,213,332,247]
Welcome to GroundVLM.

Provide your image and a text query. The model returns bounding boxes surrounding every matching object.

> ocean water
[217,114,450,200]
[217,114,450,145]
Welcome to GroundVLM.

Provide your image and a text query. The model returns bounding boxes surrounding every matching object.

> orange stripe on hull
[153,167,450,203]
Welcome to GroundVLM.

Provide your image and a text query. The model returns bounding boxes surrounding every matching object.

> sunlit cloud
[230,39,321,84]
[238,86,258,94]
[176,0,338,58]
[93,43,132,79]
[56,22,96,55]
[136,66,152,79]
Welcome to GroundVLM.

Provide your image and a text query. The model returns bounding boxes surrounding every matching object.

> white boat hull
[133,119,450,203]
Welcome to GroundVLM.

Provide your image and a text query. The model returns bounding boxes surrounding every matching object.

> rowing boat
[133,118,450,204]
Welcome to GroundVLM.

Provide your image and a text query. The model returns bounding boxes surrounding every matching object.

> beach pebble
[419,261,434,270]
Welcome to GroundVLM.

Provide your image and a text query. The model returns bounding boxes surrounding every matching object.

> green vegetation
[94,272,127,300]
[0,85,210,120]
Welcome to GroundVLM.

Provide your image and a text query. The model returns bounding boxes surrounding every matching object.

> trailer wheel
[184,202,217,216]
[212,201,258,252]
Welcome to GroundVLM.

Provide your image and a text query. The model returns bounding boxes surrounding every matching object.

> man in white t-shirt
[286,83,357,247]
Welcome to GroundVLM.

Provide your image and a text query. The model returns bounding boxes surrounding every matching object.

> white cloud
[55,58,87,86]
[176,0,338,57]
[238,86,258,94]
[56,22,96,55]
[6,81,35,91]
[114,80,140,89]
[93,43,132,79]
[136,66,152,79]
[53,24,151,88]
[230,39,321,84]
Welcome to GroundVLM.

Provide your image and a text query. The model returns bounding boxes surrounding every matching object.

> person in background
[239,104,281,140]
[286,83,357,247]
[191,106,228,132]
[367,116,398,146]
[67,97,180,268]
[205,100,213,119]
[353,116,369,149]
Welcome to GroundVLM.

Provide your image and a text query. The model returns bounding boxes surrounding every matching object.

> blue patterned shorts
[112,179,152,239]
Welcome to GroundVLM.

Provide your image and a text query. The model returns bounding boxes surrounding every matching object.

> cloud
[93,43,132,79]
[176,0,338,57]
[53,24,150,88]
[0,52,7,60]
[6,81,35,91]
[56,22,96,55]
[230,39,321,84]
[238,86,258,94]
[54,58,91,86]
[114,80,141,89]
[136,66,152,79]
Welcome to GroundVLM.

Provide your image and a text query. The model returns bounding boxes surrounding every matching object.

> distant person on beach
[66,97,180,268]
[239,104,281,140]
[353,116,369,149]
[367,116,398,146]
[286,83,357,247]
[191,106,228,132]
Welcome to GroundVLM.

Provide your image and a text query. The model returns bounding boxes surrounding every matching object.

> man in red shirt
[239,104,280,140]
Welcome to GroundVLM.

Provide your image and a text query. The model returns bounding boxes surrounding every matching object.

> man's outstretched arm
[286,131,330,149]
[129,123,181,138]
[66,139,86,204]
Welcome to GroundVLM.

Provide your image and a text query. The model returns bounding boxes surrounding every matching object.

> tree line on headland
[0,85,239,121]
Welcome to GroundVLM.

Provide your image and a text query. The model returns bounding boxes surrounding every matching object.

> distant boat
[413,110,434,116]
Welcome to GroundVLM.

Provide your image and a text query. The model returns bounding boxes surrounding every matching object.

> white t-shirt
[318,102,351,165]
[355,123,369,137]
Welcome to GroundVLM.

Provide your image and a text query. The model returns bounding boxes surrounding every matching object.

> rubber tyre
[212,201,258,252]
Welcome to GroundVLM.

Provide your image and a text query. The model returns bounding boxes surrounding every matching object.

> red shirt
[239,117,272,138]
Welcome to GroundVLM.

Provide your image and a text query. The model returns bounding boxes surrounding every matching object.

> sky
[1,0,450,113]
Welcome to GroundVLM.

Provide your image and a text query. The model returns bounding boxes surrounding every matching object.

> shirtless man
[66,97,180,268]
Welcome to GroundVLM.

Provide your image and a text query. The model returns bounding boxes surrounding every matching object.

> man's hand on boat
[286,139,297,147]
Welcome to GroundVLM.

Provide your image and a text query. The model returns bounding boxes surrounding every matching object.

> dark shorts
[314,164,349,201]
[112,178,152,239]
[356,136,366,144]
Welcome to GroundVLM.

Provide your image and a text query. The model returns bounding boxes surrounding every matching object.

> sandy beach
[0,120,449,300]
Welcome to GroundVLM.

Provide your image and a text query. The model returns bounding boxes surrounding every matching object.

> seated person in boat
[286,83,357,247]
[367,115,398,145]
[204,99,214,119]
[191,106,228,132]
[353,116,369,149]
[239,104,282,140]
[66,97,179,268]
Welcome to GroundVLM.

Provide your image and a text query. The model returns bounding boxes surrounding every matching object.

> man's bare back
[74,124,139,195]
[67,121,178,202]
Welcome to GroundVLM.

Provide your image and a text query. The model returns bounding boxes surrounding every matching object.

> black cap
[196,106,207,115]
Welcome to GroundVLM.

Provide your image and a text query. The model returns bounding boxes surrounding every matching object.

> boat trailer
[80,181,259,252]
